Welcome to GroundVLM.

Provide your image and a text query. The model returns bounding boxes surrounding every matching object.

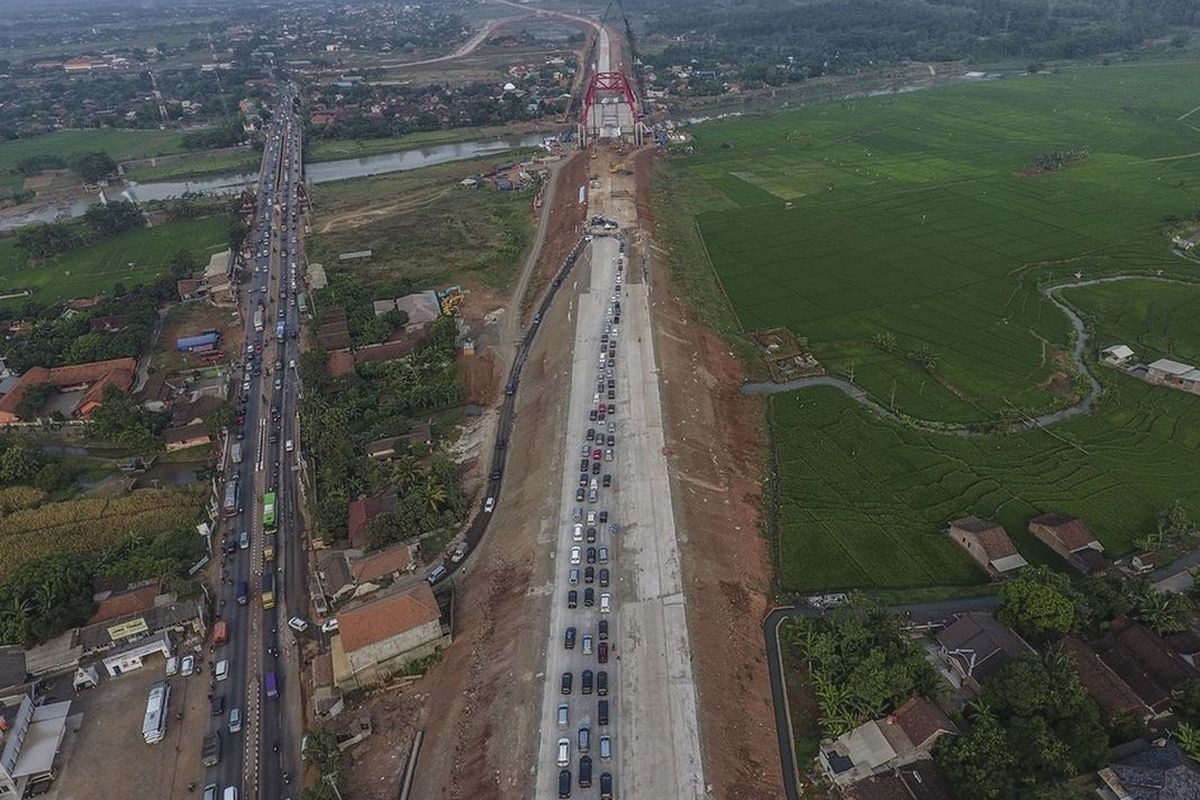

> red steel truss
[581,71,638,131]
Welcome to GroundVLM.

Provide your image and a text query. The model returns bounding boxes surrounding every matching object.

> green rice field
[672,63,1200,591]
[0,217,229,304]
[0,129,193,190]
[680,63,1200,424]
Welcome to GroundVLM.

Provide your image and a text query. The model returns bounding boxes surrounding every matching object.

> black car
[580,459,590,472]
[602,474,612,487]
[564,627,577,649]
[598,619,609,641]
[561,673,573,695]
[579,756,593,788]
[568,590,578,609]
[584,588,595,607]
[558,769,572,799]
[586,547,597,564]
[584,566,594,584]
[581,670,594,695]
[606,404,615,415]
[210,696,225,716]
[586,428,595,441]
[597,670,608,697]
[586,526,597,543]
[597,700,609,726]
[589,409,598,421]
[496,438,507,449]
[579,473,589,487]
[599,568,610,587]
[490,469,501,481]
[606,434,615,447]
[576,488,586,502]
[599,511,608,524]
[599,772,613,800]
[591,462,601,475]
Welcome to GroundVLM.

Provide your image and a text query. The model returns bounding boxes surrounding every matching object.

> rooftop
[936,613,1030,682]
[1028,512,1101,552]
[337,582,441,653]
[351,544,412,584]
[888,696,956,750]
[1106,740,1200,800]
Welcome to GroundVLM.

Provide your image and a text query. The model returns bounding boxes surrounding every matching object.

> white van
[224,788,238,800]
[215,659,229,682]
[557,737,571,767]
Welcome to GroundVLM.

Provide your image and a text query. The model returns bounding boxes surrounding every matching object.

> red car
[598,642,609,664]
[592,449,602,461]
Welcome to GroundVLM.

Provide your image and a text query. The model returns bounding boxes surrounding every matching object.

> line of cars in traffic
[555,242,627,799]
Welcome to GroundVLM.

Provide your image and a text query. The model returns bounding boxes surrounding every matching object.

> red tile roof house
[0,357,137,423]
[818,696,958,787]
[842,760,955,800]
[934,612,1033,693]
[330,582,449,689]
[346,493,397,549]
[1028,512,1108,575]
[946,516,1028,578]
[1093,617,1198,716]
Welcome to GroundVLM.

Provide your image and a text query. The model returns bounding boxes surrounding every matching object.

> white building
[0,695,73,799]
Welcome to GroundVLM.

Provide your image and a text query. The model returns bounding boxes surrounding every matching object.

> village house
[1096,740,1200,800]
[330,582,449,689]
[1101,344,1135,366]
[1028,513,1107,574]
[0,357,137,423]
[934,613,1032,692]
[841,760,954,800]
[162,422,212,452]
[1146,358,1200,396]
[347,493,397,549]
[1092,617,1197,716]
[945,516,1028,578]
[1060,635,1155,720]
[818,695,957,787]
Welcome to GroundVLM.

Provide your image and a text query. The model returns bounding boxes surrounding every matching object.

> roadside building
[77,591,205,658]
[366,424,433,459]
[0,694,73,800]
[350,544,414,596]
[1028,512,1107,574]
[1146,358,1200,395]
[945,516,1027,578]
[0,357,137,423]
[934,613,1032,692]
[372,290,440,331]
[177,278,207,301]
[0,649,31,707]
[1093,617,1197,716]
[204,250,234,305]
[317,311,351,352]
[318,551,355,603]
[347,493,397,549]
[330,583,449,689]
[818,695,956,787]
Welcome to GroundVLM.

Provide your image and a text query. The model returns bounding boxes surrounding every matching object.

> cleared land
[670,63,1200,592]
[307,155,534,291]
[0,129,193,190]
[0,216,229,303]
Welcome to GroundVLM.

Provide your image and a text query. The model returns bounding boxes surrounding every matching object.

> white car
[573,523,584,542]
[570,547,582,565]
[599,593,611,613]
[484,497,495,513]
[557,737,571,768]
[321,618,339,634]
[180,654,196,676]
[582,635,593,655]
[165,656,178,677]
[215,659,229,681]
[287,616,309,633]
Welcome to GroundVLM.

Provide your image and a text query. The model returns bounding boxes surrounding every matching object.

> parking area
[42,655,212,800]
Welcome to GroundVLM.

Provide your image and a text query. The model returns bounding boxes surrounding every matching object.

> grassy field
[122,149,260,182]
[0,129,194,190]
[307,154,535,291]
[678,63,1200,424]
[668,62,1200,592]
[0,217,228,304]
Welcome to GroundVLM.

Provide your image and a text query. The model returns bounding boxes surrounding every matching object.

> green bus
[263,491,277,530]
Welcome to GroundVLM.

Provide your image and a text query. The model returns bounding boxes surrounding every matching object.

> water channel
[0,133,549,231]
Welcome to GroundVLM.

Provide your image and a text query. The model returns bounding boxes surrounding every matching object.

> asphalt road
[198,84,306,800]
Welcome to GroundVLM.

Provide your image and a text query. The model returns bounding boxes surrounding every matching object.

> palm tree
[1133,589,1193,635]
[390,454,422,492]
[422,480,448,514]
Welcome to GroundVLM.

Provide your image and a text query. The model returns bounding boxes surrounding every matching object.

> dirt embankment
[522,150,588,319]
[637,147,785,800]
[408,251,577,799]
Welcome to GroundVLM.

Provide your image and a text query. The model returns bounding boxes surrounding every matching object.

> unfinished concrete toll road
[532,214,705,798]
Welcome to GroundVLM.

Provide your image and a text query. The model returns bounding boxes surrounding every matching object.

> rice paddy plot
[772,377,1200,593]
[679,63,1200,423]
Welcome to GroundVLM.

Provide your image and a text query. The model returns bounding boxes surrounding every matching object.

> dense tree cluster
[785,596,938,735]
[88,385,170,449]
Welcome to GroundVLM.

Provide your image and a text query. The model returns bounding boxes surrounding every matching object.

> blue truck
[176,331,220,352]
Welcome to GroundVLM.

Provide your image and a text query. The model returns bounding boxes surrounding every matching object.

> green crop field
[0,129,193,190]
[1063,279,1200,367]
[0,217,228,304]
[671,63,1200,592]
[679,63,1200,424]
